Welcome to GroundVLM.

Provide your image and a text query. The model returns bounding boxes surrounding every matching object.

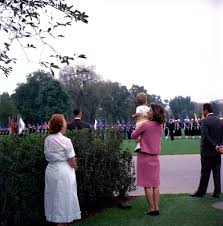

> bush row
[0,129,135,226]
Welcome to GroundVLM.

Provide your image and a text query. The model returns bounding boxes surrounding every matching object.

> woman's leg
[144,187,154,211]
[153,187,160,211]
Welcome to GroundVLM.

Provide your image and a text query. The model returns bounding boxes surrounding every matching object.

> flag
[194,113,198,122]
[18,117,25,134]
[8,116,17,134]
[94,119,98,130]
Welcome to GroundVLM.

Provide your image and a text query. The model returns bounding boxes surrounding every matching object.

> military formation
[1,118,222,140]
[164,118,202,140]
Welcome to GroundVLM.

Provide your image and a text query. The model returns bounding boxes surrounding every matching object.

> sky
[1,0,223,103]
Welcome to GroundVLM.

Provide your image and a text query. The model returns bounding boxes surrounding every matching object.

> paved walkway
[129,154,223,196]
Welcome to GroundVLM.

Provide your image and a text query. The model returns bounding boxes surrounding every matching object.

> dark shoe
[190,192,204,197]
[212,194,220,198]
[144,211,154,215]
[153,210,160,215]
[144,211,159,216]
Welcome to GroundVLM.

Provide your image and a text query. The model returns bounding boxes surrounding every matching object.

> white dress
[44,132,81,223]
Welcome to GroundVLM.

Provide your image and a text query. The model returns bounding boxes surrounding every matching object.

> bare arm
[132,112,141,118]
[67,157,78,170]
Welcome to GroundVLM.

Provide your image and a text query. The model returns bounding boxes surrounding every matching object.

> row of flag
[169,113,201,122]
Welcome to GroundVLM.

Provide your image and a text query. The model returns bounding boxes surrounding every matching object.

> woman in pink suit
[131,103,165,216]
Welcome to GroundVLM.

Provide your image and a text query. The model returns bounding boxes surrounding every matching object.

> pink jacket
[131,121,162,155]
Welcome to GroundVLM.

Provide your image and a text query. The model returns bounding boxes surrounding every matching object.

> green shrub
[0,129,135,226]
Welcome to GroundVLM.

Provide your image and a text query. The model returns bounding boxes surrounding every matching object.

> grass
[73,194,223,226]
[121,138,200,155]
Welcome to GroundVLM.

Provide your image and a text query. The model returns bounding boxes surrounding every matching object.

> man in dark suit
[191,103,223,198]
[67,109,90,130]
[169,120,175,141]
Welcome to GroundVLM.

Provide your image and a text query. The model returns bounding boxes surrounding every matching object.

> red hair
[49,114,65,134]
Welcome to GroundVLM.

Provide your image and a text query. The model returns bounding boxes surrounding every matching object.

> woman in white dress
[44,114,81,226]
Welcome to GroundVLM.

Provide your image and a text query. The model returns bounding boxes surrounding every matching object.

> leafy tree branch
[0,0,88,76]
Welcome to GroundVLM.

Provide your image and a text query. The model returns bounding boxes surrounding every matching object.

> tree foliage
[169,96,195,118]
[60,69,166,124]
[149,94,163,104]
[211,100,223,116]
[0,0,88,76]
[7,66,166,125]
[37,79,71,121]
[59,65,106,123]
[0,92,17,126]
[99,82,130,123]
[14,70,70,123]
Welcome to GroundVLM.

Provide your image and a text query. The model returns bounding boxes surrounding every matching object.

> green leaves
[0,92,17,125]
[169,96,195,119]
[68,129,135,209]
[14,70,71,123]
[0,134,47,226]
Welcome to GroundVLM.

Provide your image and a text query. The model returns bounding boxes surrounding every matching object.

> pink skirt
[137,152,160,187]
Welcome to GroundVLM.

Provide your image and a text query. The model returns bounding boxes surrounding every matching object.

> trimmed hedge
[0,129,135,226]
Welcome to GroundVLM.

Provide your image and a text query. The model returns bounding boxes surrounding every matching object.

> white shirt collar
[207,113,214,117]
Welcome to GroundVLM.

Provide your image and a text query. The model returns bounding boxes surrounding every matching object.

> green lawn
[73,194,223,226]
[121,138,200,155]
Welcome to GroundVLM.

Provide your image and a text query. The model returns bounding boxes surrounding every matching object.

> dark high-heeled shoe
[144,210,159,216]
[153,210,160,215]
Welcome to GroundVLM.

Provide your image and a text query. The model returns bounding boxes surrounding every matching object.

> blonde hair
[136,92,147,105]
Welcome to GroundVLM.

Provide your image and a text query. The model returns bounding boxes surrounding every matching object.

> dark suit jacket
[169,122,175,135]
[200,114,223,157]
[67,119,90,130]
